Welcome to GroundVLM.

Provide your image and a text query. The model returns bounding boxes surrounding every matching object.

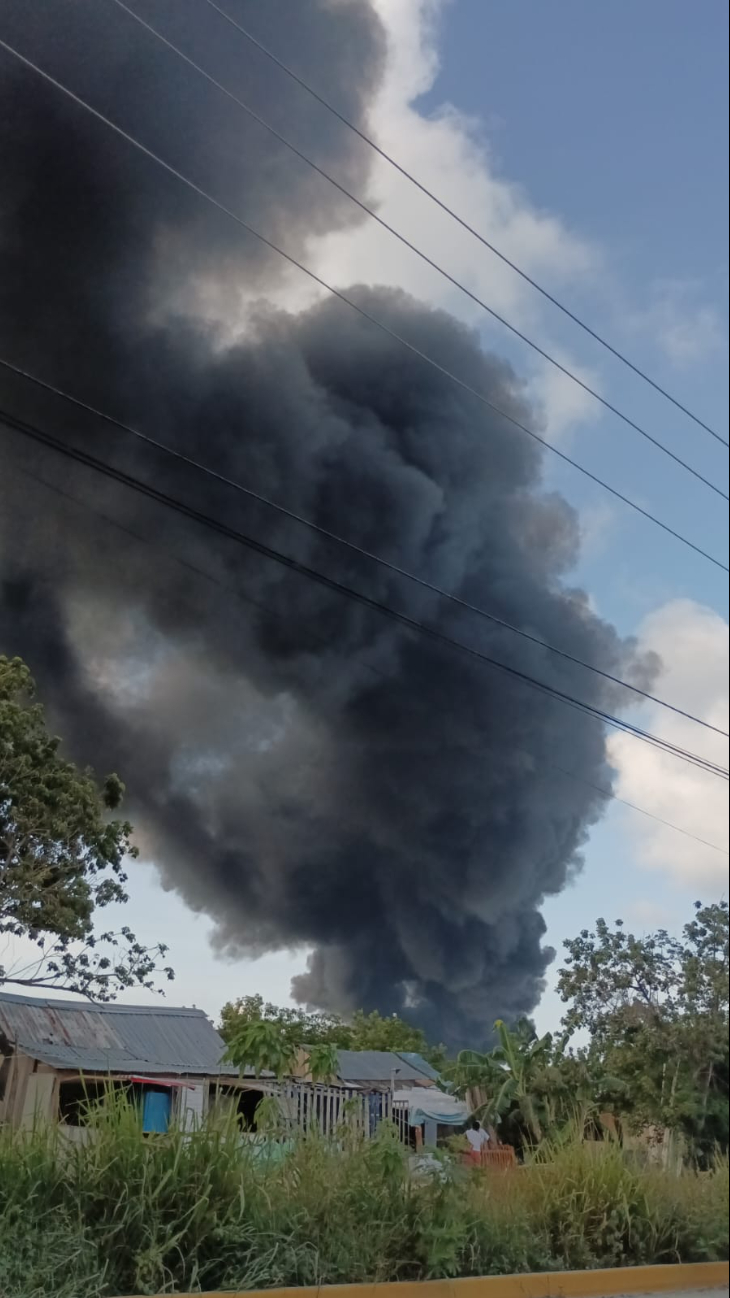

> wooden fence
[279,1083,395,1139]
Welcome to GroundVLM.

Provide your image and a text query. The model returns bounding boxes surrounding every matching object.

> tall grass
[0,1097,727,1297]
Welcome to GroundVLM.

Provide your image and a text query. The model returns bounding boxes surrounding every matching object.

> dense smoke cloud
[0,0,655,1045]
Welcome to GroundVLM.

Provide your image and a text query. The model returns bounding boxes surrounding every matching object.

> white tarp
[392,1087,468,1127]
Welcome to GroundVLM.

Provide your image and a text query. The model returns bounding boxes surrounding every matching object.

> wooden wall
[0,1051,58,1127]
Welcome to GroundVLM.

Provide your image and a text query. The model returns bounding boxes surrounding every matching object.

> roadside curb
[124,1260,729,1298]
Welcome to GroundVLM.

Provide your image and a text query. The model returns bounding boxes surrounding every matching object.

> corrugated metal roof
[0,993,440,1086]
[0,991,240,1077]
[335,1049,438,1084]
[395,1051,441,1082]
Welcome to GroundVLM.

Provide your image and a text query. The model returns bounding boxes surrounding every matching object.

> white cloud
[628,279,727,370]
[624,899,674,928]
[527,351,604,441]
[311,0,596,324]
[252,0,602,443]
[207,5,723,444]
[608,600,729,891]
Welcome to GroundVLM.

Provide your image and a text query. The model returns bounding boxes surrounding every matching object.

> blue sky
[429,0,728,273]
[426,0,729,616]
[5,0,726,1037]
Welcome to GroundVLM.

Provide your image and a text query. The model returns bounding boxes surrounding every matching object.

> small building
[0,990,250,1134]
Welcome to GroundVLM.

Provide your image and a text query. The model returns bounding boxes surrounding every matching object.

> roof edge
[0,991,209,1017]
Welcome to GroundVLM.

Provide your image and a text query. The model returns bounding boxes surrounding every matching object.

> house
[332,1050,468,1146]
[0,990,249,1135]
[0,991,457,1144]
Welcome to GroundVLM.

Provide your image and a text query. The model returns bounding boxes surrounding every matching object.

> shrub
[0,1100,726,1296]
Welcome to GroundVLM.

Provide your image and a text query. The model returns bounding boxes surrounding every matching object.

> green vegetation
[219,994,447,1069]
[0,655,172,999]
[0,1095,727,1298]
[449,1017,558,1146]
[221,902,728,1167]
[2,657,727,1295]
[557,903,729,1164]
[222,1015,339,1082]
[448,901,729,1165]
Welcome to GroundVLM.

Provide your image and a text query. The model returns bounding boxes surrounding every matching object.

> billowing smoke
[0,0,656,1045]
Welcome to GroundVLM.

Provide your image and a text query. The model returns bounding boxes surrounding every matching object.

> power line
[3,405,728,781]
[107,0,728,502]
[550,766,728,857]
[11,455,727,858]
[203,0,728,451]
[2,353,727,742]
[1,36,726,576]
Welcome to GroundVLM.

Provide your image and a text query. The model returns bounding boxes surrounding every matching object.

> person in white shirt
[465,1118,490,1161]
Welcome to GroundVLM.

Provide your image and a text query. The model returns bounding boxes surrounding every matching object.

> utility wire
[2,353,727,742]
[203,0,728,451]
[1,36,726,576]
[550,766,728,857]
[11,455,727,857]
[3,405,728,781]
[108,0,727,501]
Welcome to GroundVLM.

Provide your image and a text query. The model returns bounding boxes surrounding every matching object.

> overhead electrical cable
[2,354,727,741]
[107,0,727,500]
[549,766,728,857]
[12,457,727,857]
[203,0,728,450]
[0,36,726,575]
[3,405,728,782]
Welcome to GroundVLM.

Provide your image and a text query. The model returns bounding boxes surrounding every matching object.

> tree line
[447,899,728,1164]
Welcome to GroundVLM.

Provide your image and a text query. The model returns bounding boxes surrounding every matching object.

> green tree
[0,655,173,999]
[222,1011,337,1082]
[306,1041,340,1083]
[450,1017,557,1146]
[219,996,446,1070]
[223,1017,298,1079]
[219,994,345,1052]
[557,902,729,1161]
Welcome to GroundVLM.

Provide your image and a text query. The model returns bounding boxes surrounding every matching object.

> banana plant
[307,1041,339,1083]
[223,1017,298,1079]
[223,1019,340,1084]
[455,1018,555,1145]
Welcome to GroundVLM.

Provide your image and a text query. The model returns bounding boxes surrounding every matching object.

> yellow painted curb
[124,1260,729,1298]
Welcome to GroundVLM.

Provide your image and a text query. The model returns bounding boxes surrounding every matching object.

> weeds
[0,1098,727,1296]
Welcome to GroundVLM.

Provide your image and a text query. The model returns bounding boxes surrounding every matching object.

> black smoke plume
[0,0,655,1045]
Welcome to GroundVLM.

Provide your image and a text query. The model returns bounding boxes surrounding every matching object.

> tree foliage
[557,901,729,1161]
[449,1017,564,1149]
[222,1017,340,1082]
[222,1017,299,1080]
[219,995,342,1053]
[219,993,445,1078]
[0,655,173,999]
[444,902,728,1163]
